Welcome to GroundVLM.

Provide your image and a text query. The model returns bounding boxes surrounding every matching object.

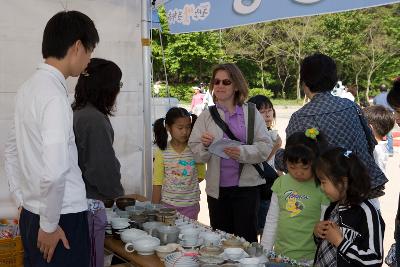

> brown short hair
[209,63,248,105]
[363,105,395,138]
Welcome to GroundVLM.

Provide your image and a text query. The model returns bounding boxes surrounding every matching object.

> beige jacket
[188,103,273,199]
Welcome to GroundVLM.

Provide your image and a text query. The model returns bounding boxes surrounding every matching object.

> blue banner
[164,0,400,33]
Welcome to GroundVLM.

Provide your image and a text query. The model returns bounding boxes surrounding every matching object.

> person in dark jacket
[275,53,387,198]
[72,58,124,267]
[313,147,385,267]
[387,78,400,266]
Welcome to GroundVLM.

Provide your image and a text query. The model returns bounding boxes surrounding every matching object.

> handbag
[208,104,278,184]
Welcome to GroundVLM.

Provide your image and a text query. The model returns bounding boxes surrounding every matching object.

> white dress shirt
[373,141,388,174]
[4,63,87,233]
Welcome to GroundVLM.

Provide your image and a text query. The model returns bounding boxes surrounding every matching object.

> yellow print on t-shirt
[284,190,309,217]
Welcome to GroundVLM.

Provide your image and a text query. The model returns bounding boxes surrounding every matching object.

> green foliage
[154,84,195,102]
[248,88,274,99]
[152,4,400,102]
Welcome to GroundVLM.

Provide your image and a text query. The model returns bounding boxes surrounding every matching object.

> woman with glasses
[189,63,272,242]
[72,58,124,267]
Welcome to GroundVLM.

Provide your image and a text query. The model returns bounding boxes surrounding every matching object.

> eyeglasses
[213,79,232,86]
[119,81,123,89]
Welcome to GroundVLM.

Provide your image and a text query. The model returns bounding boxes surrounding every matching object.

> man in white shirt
[4,11,99,266]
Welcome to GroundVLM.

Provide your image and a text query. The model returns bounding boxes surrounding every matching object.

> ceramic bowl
[124,236,160,255]
[155,245,176,261]
[110,217,130,228]
[224,248,245,260]
[103,199,115,208]
[115,197,136,210]
[120,228,148,243]
[166,243,180,251]
[199,245,224,256]
[201,232,221,246]
[223,238,244,248]
[198,255,224,265]
[239,257,260,267]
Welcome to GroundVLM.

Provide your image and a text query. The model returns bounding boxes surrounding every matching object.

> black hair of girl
[247,95,276,120]
[284,130,328,165]
[314,147,371,205]
[387,78,400,110]
[72,58,122,116]
[153,107,197,150]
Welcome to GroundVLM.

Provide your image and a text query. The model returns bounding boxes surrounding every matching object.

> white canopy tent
[0,0,153,218]
[2,0,399,219]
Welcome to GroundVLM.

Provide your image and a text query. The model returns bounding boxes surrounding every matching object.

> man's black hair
[300,53,338,93]
[42,10,99,59]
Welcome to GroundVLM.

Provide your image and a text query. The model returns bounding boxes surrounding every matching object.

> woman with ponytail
[152,107,205,220]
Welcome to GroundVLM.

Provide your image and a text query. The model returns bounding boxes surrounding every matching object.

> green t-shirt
[272,173,330,261]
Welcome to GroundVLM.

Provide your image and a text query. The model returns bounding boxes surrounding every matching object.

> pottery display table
[104,236,164,267]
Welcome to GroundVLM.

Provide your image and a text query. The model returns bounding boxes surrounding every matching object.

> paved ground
[190,105,398,265]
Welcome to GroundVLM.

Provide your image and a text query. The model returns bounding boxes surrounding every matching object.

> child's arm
[196,163,206,182]
[260,193,279,251]
[266,136,282,162]
[326,204,384,266]
[152,185,162,204]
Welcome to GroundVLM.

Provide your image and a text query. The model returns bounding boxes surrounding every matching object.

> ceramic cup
[201,232,221,246]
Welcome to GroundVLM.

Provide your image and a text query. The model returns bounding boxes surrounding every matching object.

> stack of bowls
[156,212,176,226]
[110,218,131,240]
[164,252,200,267]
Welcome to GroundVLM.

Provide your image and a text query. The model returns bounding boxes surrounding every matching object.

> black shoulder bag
[208,104,278,184]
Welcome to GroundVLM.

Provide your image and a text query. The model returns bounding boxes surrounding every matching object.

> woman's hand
[314,220,330,239]
[201,132,215,147]
[224,146,241,160]
[325,222,343,247]
[275,136,282,149]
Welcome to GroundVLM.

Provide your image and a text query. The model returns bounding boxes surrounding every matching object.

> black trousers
[20,208,90,267]
[207,186,260,242]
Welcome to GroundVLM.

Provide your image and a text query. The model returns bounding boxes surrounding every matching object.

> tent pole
[141,1,152,199]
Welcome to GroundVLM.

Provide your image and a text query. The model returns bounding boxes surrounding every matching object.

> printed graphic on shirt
[178,159,195,176]
[165,159,196,188]
[284,190,309,217]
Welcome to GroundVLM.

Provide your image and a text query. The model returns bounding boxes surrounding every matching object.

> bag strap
[209,106,240,142]
[247,103,277,180]
[247,103,256,145]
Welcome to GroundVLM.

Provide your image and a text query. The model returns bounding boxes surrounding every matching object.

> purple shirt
[216,104,246,187]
